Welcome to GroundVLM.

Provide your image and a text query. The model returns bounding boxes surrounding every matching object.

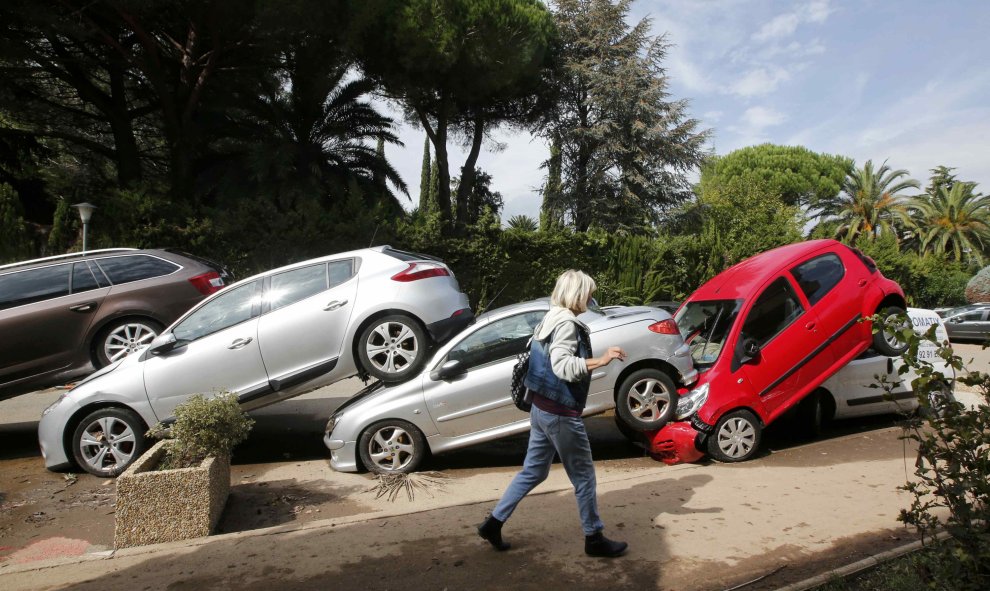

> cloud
[730,67,791,97]
[753,0,833,42]
[742,106,787,130]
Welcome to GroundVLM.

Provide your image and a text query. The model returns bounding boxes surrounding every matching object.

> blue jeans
[491,405,604,535]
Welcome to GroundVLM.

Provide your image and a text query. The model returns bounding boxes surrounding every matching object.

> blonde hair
[550,269,597,313]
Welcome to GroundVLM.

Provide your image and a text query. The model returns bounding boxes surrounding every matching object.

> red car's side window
[740,277,805,347]
[790,253,845,306]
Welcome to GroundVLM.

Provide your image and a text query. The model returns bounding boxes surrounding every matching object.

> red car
[645,239,907,464]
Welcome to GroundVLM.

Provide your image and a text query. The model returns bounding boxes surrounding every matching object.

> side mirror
[149,333,179,355]
[737,337,761,365]
[430,359,464,381]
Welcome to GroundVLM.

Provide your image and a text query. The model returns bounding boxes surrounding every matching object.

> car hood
[331,380,392,416]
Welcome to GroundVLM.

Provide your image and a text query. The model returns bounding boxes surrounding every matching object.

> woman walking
[477,269,628,558]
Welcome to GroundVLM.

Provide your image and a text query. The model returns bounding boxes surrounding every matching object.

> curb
[772,532,949,591]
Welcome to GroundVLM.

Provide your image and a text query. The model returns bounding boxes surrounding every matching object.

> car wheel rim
[366,321,419,375]
[367,426,415,472]
[78,416,137,474]
[882,313,909,349]
[105,323,158,362]
[625,378,673,423]
[716,417,756,459]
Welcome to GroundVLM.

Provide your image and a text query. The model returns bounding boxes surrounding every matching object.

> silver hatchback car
[39,246,472,476]
[324,299,698,474]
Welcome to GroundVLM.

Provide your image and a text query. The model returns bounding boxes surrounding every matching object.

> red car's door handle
[858,279,868,287]
[805,322,816,330]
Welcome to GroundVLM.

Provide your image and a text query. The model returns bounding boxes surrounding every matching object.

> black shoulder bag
[510,337,534,412]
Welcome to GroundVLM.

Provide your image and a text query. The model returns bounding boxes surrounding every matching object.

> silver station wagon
[324,299,698,474]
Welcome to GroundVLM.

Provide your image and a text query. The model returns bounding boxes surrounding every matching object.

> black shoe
[477,515,511,551]
[585,531,627,557]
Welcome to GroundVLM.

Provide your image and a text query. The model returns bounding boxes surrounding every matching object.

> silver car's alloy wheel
[715,416,757,459]
[625,377,673,422]
[881,312,910,349]
[104,322,158,363]
[365,321,419,375]
[78,416,138,473]
[366,425,416,472]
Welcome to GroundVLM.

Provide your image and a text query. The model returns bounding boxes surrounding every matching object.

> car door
[0,262,110,385]
[423,310,546,439]
[736,276,833,419]
[789,251,864,367]
[143,280,268,420]
[256,259,358,397]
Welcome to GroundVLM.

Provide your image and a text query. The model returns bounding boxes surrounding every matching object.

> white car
[796,307,954,430]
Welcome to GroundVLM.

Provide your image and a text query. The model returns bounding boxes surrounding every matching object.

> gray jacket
[533,306,590,383]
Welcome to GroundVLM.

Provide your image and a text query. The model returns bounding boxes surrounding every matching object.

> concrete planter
[114,440,230,548]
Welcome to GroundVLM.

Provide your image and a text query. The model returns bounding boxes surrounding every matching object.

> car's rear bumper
[427,308,475,345]
[648,421,706,465]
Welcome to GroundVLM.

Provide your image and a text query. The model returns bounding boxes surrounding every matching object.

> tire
[357,314,429,383]
[795,391,827,438]
[872,306,910,357]
[707,409,763,463]
[358,420,427,474]
[613,414,648,446]
[615,369,679,431]
[71,407,148,477]
[95,318,163,368]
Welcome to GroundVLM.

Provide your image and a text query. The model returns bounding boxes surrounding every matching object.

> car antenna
[483,283,508,312]
[368,225,379,248]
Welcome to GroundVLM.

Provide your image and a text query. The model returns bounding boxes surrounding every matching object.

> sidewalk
[1,424,930,591]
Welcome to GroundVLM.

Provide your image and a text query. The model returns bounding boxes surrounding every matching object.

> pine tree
[539,0,709,232]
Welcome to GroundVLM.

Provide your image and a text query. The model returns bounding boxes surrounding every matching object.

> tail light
[648,319,679,335]
[188,271,225,295]
[391,262,451,282]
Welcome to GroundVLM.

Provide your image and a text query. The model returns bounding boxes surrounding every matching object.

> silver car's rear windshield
[675,299,744,369]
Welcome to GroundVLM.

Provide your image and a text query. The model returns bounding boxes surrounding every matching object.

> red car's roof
[689,239,841,301]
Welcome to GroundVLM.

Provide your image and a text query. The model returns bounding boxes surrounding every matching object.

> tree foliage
[699,144,851,209]
[351,0,556,230]
[904,181,990,265]
[537,0,709,233]
[818,159,920,244]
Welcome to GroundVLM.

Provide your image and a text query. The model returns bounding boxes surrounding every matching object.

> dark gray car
[0,248,229,400]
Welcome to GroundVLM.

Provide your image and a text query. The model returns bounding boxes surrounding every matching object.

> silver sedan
[324,299,698,474]
[39,246,472,477]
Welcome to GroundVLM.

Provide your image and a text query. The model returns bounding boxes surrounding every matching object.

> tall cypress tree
[418,136,432,213]
[429,159,440,215]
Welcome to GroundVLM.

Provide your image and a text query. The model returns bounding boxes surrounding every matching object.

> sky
[379,0,990,223]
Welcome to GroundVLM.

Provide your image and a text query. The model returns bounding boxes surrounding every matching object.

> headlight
[42,393,67,417]
[325,413,340,435]
[676,383,709,420]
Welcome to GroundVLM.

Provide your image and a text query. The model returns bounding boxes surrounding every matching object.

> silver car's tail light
[390,262,451,282]
[648,319,679,334]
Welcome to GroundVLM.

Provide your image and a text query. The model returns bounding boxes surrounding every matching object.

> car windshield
[674,299,744,369]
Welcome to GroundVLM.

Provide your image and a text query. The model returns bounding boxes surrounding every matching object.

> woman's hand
[587,346,627,371]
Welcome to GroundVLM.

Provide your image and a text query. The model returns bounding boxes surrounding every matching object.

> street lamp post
[73,202,97,252]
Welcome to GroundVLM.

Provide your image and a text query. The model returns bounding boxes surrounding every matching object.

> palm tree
[818,160,919,244]
[506,215,539,232]
[903,182,990,265]
[213,42,407,212]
